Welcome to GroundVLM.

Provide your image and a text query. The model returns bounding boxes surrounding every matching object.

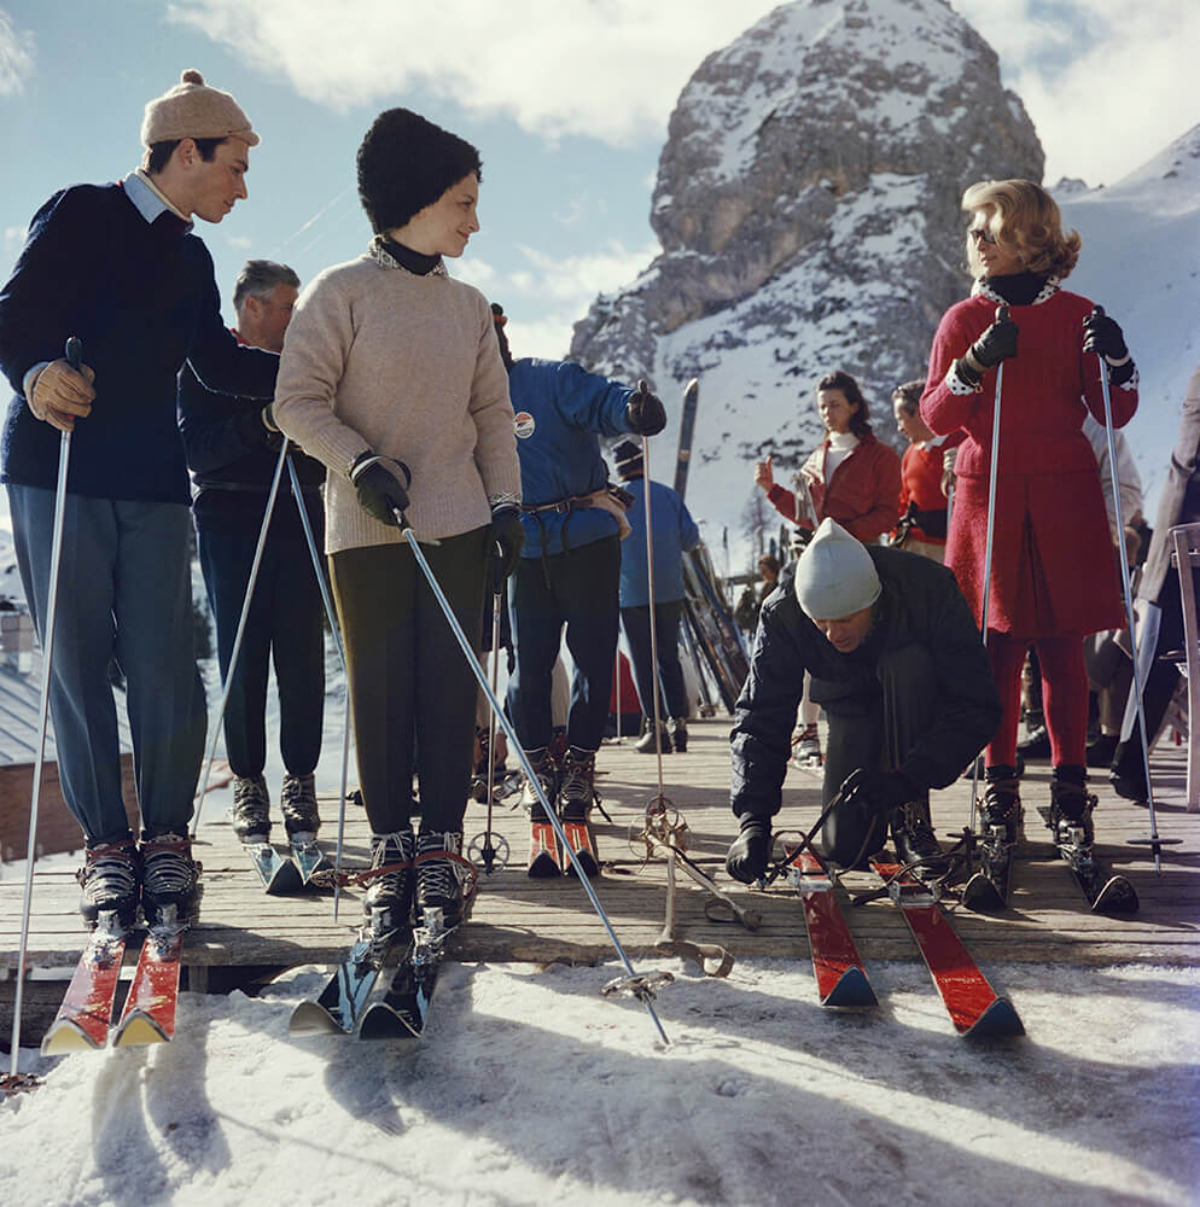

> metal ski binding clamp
[601,970,675,1002]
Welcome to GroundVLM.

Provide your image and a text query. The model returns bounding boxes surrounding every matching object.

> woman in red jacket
[920,179,1137,845]
[754,371,900,764]
[755,370,901,543]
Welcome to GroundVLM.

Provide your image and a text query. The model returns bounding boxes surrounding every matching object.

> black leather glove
[725,813,772,884]
[851,769,917,816]
[350,452,411,526]
[488,504,525,578]
[625,379,666,436]
[968,304,1018,370]
[1082,307,1128,362]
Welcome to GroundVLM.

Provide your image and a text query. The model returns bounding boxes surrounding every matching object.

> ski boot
[1048,771,1095,846]
[635,718,671,754]
[890,797,948,881]
[414,830,474,930]
[470,727,491,803]
[140,832,201,927]
[232,774,271,841]
[559,747,601,877]
[362,829,416,937]
[980,766,1023,843]
[520,746,560,814]
[668,716,689,753]
[791,723,822,768]
[77,837,140,930]
[725,814,771,884]
[280,772,320,839]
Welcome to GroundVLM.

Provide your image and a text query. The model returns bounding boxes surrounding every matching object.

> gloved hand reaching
[350,452,412,526]
[625,379,666,436]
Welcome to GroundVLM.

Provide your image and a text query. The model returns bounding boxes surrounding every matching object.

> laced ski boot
[140,832,201,927]
[1048,769,1095,846]
[791,723,822,768]
[280,772,320,839]
[77,837,140,930]
[470,727,491,803]
[559,748,599,822]
[890,797,948,881]
[232,774,271,841]
[635,717,671,754]
[668,717,688,753]
[980,765,1023,842]
[362,829,416,937]
[520,747,559,815]
[414,830,474,931]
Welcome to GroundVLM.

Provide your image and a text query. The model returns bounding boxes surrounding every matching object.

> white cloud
[166,0,778,144]
[952,0,1200,186]
[0,9,34,97]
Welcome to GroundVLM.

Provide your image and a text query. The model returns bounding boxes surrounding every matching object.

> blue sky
[2,1,1197,360]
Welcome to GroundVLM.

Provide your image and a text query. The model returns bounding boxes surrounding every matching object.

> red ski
[112,924,186,1046]
[528,819,561,878]
[561,819,599,878]
[784,849,876,1008]
[869,859,1023,1039]
[40,919,129,1054]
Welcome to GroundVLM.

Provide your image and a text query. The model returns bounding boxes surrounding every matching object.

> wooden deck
[2,718,1197,1009]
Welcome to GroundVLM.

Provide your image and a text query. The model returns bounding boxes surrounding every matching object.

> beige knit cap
[141,69,259,147]
[793,518,882,620]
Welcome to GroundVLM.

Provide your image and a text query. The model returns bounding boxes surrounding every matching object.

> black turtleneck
[984,271,1047,306]
[379,236,442,276]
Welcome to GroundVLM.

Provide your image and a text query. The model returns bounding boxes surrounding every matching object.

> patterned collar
[972,275,1060,307]
[368,235,447,277]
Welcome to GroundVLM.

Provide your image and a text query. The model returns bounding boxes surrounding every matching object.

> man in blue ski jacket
[0,70,279,930]
[613,438,701,755]
[491,306,666,860]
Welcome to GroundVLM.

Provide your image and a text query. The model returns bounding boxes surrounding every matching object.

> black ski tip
[962,871,1007,913]
[527,852,562,879]
[288,1002,344,1037]
[565,851,600,879]
[358,1004,421,1042]
[963,996,1025,1040]
[821,966,878,1009]
[1091,875,1139,915]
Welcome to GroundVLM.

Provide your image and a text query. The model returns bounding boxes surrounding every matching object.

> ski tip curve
[822,966,879,1009]
[962,996,1025,1040]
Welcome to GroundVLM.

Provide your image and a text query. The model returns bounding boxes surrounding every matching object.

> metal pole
[286,453,354,918]
[396,516,670,1044]
[191,439,290,836]
[1095,337,1164,871]
[10,337,80,1075]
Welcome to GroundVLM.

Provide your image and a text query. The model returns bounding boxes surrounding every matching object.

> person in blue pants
[613,438,701,754]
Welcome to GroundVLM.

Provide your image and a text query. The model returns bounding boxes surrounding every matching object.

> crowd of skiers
[0,72,1176,942]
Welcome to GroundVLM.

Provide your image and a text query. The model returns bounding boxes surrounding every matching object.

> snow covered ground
[4,957,1198,1206]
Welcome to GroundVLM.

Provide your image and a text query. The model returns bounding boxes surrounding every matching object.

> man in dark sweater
[179,259,326,848]
[0,70,278,929]
[725,519,1001,883]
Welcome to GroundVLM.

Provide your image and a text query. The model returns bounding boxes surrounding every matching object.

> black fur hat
[613,439,643,477]
[357,108,482,234]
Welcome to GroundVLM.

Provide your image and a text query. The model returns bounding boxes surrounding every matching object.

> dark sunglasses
[968,225,997,246]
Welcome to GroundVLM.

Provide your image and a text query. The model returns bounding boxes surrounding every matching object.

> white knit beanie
[793,519,882,619]
[141,69,259,148]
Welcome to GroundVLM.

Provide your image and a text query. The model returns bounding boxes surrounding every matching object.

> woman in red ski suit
[920,178,1138,842]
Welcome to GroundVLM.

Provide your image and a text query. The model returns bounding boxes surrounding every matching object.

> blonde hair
[962,179,1081,281]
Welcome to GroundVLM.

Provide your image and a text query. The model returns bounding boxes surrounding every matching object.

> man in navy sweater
[0,70,278,929]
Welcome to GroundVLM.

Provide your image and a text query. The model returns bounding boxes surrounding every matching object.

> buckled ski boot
[140,832,201,927]
[520,747,560,818]
[232,774,271,841]
[981,766,1023,842]
[890,797,948,881]
[280,772,320,840]
[77,837,140,930]
[1049,770,1095,846]
[414,830,474,931]
[362,829,416,936]
[559,748,599,822]
[668,717,688,753]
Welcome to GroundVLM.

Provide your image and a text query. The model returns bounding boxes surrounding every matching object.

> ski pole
[394,510,671,1044]
[473,550,506,874]
[637,425,678,944]
[969,309,1007,835]
[192,438,290,837]
[286,453,355,919]
[9,336,81,1078]
[1093,313,1165,871]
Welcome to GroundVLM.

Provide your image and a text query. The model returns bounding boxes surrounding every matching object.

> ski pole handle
[65,336,83,371]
